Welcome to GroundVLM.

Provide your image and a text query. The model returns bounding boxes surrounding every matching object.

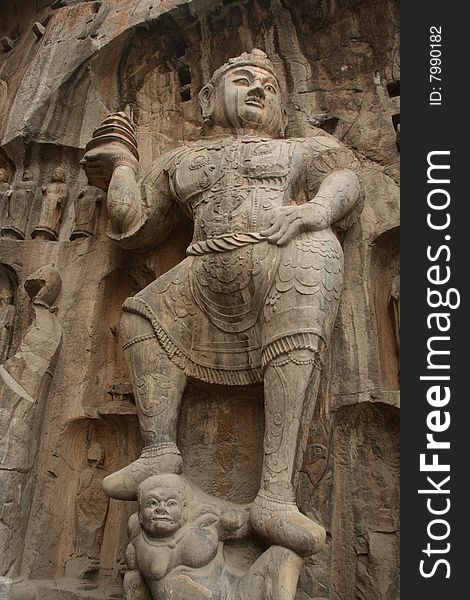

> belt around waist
[186,232,266,255]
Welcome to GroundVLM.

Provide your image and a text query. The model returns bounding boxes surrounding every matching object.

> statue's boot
[250,490,326,557]
[102,443,182,500]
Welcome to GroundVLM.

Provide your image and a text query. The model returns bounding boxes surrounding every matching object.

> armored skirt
[123,229,343,385]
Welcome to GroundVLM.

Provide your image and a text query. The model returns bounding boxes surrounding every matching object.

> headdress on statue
[208,49,279,86]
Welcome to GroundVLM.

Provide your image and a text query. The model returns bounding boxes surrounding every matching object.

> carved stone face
[0,168,7,183]
[0,287,13,305]
[52,167,66,182]
[139,486,185,538]
[206,65,283,137]
[87,442,104,467]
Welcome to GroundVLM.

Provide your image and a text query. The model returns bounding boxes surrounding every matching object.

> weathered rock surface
[0,1,399,599]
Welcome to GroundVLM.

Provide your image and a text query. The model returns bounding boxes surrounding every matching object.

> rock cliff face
[0,1,399,599]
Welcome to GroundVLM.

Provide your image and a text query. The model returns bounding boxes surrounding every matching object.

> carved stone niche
[65,440,110,582]
[371,226,400,391]
[81,267,146,417]
[20,416,140,596]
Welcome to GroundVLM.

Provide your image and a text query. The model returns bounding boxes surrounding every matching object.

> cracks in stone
[337,91,364,145]
[87,60,112,115]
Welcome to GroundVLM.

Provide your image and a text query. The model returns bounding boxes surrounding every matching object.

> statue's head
[0,286,13,306]
[23,170,33,182]
[87,442,105,467]
[24,264,61,308]
[0,168,7,183]
[198,49,285,138]
[52,167,66,182]
[138,474,189,538]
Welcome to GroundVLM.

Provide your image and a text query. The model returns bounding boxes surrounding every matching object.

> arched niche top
[371,224,399,252]
[0,263,19,302]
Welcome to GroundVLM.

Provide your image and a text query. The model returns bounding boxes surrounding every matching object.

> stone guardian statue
[125,474,302,600]
[82,49,362,560]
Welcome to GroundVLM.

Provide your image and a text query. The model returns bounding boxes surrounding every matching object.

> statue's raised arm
[81,113,182,249]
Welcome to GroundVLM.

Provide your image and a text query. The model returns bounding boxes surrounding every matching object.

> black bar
[401,2,467,597]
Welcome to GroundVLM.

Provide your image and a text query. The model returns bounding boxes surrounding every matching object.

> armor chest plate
[170,138,299,240]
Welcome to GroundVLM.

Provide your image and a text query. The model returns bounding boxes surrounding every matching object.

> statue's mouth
[245,98,265,109]
[152,516,172,522]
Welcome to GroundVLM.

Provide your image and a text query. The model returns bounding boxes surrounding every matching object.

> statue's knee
[287,348,319,365]
[120,312,154,345]
[267,348,319,368]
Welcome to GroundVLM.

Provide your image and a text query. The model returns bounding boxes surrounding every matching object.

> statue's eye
[234,77,250,86]
[167,500,177,508]
[265,84,276,94]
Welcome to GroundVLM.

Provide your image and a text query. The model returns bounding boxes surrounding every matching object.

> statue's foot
[103,443,182,500]
[250,490,326,557]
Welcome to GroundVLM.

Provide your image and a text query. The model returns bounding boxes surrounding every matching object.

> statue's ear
[198,83,215,123]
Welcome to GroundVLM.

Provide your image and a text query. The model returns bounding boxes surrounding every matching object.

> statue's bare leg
[103,313,186,500]
[236,545,303,600]
[250,347,326,556]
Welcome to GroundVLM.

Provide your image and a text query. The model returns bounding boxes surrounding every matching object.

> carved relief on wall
[0,0,401,596]
[31,167,68,241]
[0,170,36,240]
[70,185,104,240]
[0,265,63,577]
[65,442,110,583]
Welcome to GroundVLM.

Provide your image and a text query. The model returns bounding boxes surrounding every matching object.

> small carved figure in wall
[83,49,363,560]
[125,474,302,600]
[31,167,68,241]
[70,185,104,240]
[74,442,109,562]
[389,274,400,355]
[0,171,36,240]
[0,286,15,364]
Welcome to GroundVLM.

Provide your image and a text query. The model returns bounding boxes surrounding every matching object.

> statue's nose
[248,82,265,98]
